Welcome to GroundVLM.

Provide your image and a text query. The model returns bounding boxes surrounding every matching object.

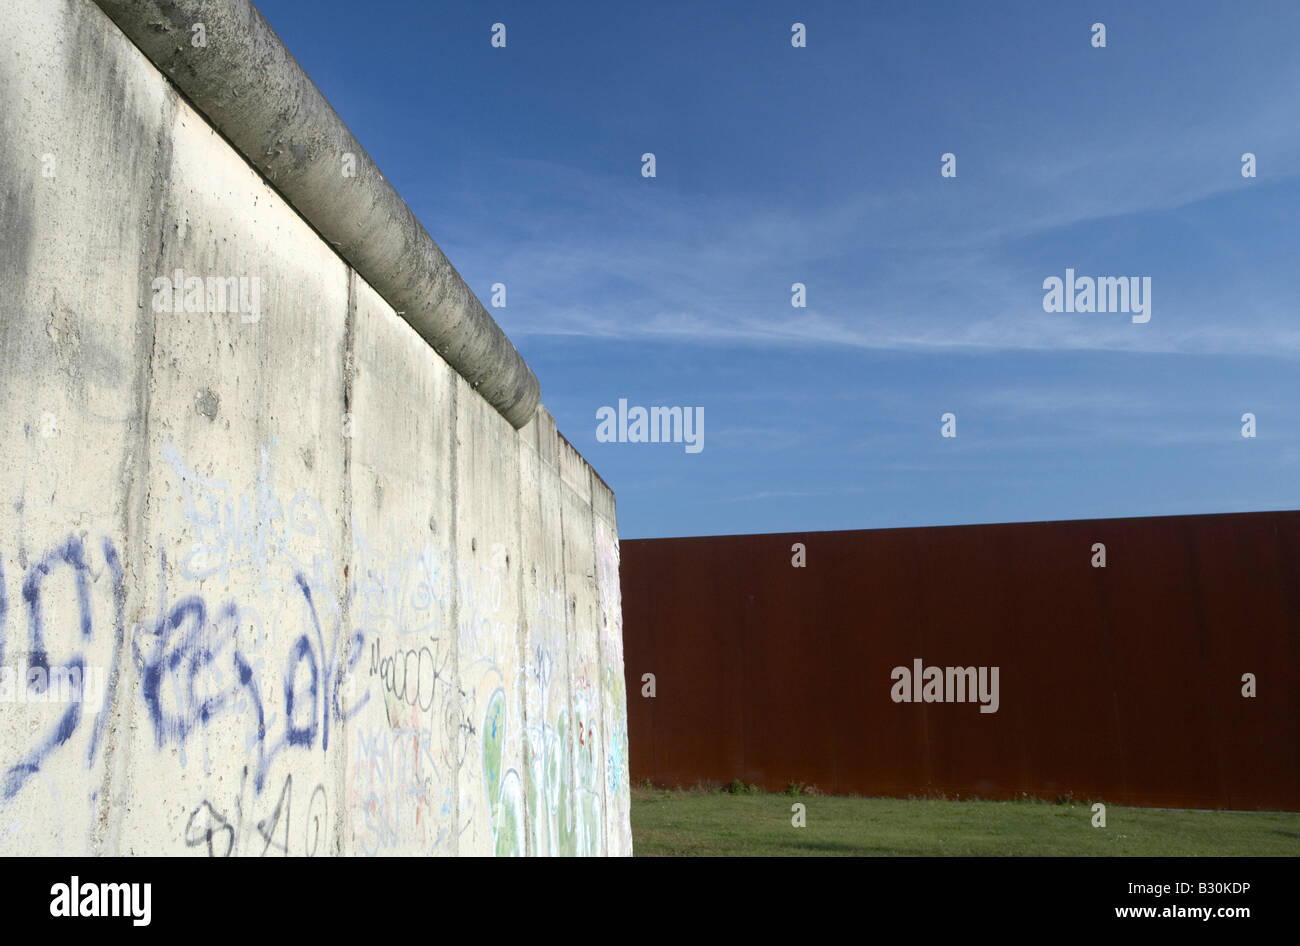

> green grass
[631,786,1300,856]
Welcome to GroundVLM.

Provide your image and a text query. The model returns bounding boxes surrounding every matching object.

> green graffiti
[483,689,506,827]
[482,689,524,856]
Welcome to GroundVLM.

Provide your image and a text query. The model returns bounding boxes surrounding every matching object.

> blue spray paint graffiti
[0,535,124,800]
[0,530,371,806]
[133,557,368,794]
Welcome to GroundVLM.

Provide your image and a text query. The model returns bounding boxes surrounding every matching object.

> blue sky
[257,0,1299,538]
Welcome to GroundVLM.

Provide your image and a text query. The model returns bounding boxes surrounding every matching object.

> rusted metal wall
[621,511,1300,811]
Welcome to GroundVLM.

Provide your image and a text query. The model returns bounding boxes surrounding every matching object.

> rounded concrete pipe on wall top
[92,0,541,429]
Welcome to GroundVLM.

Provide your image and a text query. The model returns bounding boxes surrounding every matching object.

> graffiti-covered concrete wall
[0,0,630,855]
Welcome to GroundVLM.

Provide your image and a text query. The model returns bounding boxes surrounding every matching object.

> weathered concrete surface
[91,0,541,429]
[0,0,629,855]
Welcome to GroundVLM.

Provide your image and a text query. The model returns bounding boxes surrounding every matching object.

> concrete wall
[622,512,1300,812]
[0,0,630,855]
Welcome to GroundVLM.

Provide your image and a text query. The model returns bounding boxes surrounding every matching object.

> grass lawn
[630,786,1300,856]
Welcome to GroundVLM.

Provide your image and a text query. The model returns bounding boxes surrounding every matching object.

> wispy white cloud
[427,32,1300,362]
[723,490,816,503]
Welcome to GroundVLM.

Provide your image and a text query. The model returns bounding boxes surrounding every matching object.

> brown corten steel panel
[620,510,1300,810]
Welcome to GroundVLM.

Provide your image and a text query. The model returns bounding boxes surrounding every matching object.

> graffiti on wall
[0,437,623,855]
[0,534,125,805]
[594,523,630,853]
